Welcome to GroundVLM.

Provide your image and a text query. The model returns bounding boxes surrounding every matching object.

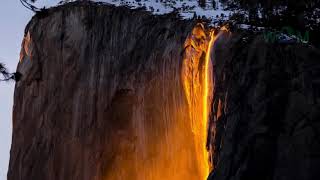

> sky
[0,1,33,179]
[0,0,65,179]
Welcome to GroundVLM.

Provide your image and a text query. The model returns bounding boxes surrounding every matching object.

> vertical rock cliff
[9,2,213,180]
[207,32,320,180]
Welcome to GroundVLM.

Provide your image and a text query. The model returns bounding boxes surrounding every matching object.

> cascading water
[203,30,217,176]
[181,23,218,180]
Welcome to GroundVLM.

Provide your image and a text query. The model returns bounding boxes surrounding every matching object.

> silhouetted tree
[20,0,40,12]
[20,0,320,45]
[198,0,207,8]
[0,63,10,80]
[0,63,21,82]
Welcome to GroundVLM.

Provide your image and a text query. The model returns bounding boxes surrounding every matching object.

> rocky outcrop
[207,32,320,180]
[8,2,212,180]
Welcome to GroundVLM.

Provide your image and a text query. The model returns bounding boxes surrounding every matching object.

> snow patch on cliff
[95,0,231,19]
[33,0,231,24]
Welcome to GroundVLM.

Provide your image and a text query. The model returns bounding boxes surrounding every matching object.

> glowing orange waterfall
[202,30,216,178]
[181,24,218,180]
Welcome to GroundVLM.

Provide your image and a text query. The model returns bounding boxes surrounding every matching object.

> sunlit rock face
[8,1,213,180]
[207,33,320,180]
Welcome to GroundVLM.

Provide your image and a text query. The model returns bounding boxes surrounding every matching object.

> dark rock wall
[208,33,320,180]
[8,2,207,180]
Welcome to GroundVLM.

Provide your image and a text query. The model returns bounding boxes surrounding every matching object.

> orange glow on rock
[203,30,216,177]
[181,24,217,180]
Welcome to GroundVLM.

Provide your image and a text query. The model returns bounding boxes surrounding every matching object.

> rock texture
[8,2,213,180]
[207,32,320,180]
[8,1,320,180]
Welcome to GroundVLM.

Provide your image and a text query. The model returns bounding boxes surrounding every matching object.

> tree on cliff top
[221,0,320,26]
[0,63,12,81]
[20,0,320,44]
[20,0,40,12]
[0,63,21,82]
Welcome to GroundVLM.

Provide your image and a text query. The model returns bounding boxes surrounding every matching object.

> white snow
[32,0,231,24]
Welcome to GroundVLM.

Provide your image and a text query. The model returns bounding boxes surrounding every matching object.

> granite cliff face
[9,2,211,180]
[8,1,320,180]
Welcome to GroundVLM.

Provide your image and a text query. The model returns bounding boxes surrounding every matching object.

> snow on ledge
[33,0,231,24]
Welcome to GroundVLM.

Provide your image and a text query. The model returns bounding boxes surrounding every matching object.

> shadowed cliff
[207,32,320,180]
